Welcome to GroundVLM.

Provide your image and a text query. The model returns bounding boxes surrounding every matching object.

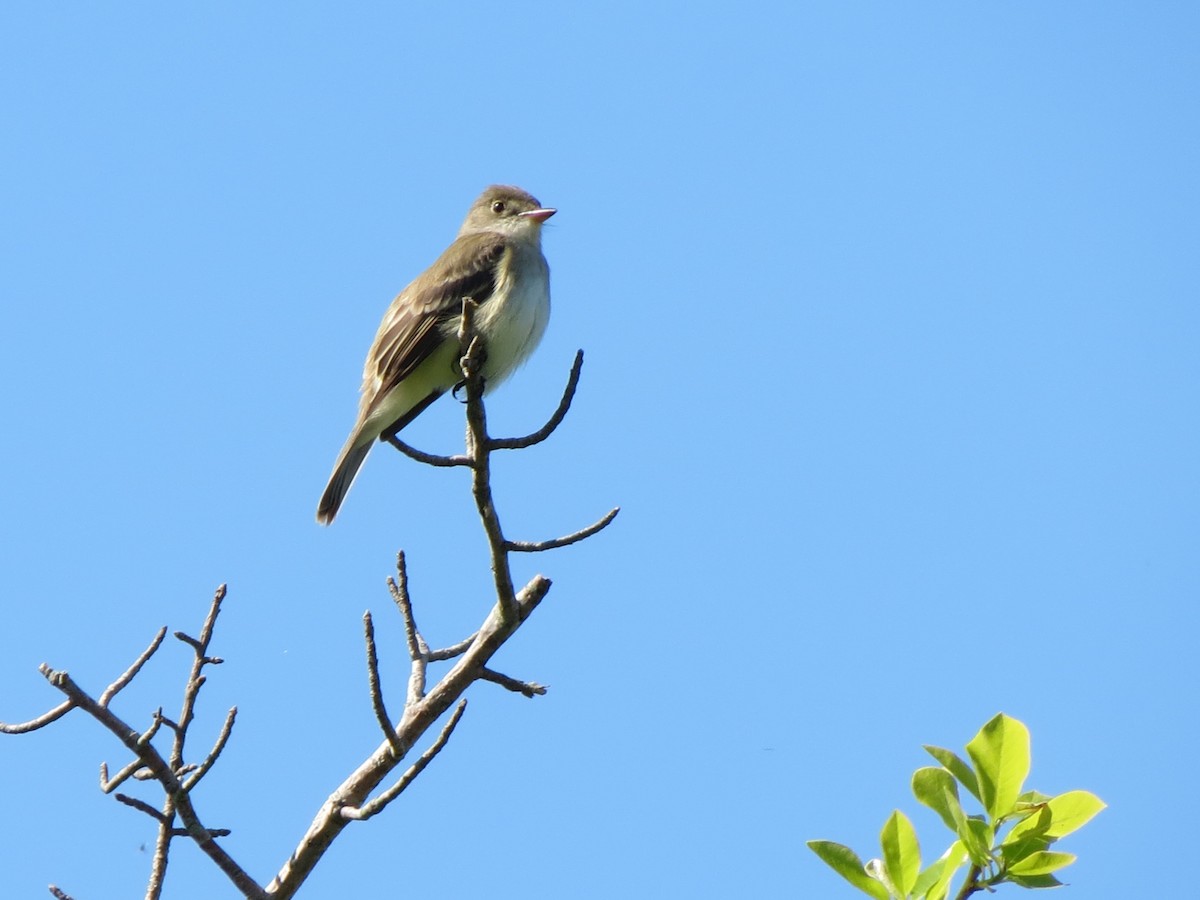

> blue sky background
[2,3,1196,898]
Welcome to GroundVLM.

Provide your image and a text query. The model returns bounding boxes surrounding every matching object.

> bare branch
[0,700,74,734]
[100,626,168,707]
[137,709,165,747]
[173,631,202,652]
[427,633,478,662]
[340,700,468,821]
[382,434,471,468]
[100,758,146,794]
[170,827,231,838]
[182,706,238,791]
[479,668,547,698]
[362,612,402,757]
[170,585,227,772]
[384,551,432,708]
[115,792,170,825]
[454,303,518,623]
[488,349,584,450]
[37,618,265,899]
[267,575,550,896]
[387,552,422,662]
[507,506,621,553]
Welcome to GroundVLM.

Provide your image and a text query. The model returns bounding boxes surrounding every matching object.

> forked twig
[339,699,468,821]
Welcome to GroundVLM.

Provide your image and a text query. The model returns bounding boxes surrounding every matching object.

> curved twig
[506,507,621,553]
[0,699,74,734]
[383,435,471,468]
[488,350,584,451]
[183,706,238,790]
[362,612,402,757]
[101,626,168,707]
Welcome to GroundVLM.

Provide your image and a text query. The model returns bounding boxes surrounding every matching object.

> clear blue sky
[2,4,1195,897]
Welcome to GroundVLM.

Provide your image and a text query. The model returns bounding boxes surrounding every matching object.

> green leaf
[965,713,1030,820]
[942,783,993,867]
[1007,790,1106,842]
[1008,850,1076,876]
[1006,872,1065,889]
[924,745,981,803]
[962,817,994,867]
[999,820,1051,869]
[1016,789,1054,806]
[807,841,891,900]
[912,767,961,832]
[881,810,921,897]
[911,841,968,900]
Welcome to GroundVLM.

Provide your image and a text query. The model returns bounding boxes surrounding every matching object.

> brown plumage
[317,186,555,524]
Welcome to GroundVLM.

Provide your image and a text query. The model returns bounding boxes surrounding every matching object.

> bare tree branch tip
[0,698,75,735]
[115,792,169,824]
[363,612,402,757]
[507,506,621,553]
[480,668,548,698]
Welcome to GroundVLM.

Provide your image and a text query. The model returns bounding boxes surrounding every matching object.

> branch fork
[3,298,616,899]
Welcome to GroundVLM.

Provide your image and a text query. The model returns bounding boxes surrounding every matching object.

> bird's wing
[360,232,508,418]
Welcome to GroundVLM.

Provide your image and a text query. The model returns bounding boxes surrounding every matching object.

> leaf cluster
[808,713,1104,900]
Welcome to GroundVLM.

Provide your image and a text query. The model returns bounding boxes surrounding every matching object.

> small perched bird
[317,185,555,524]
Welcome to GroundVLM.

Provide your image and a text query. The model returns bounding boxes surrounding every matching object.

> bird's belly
[474,262,550,391]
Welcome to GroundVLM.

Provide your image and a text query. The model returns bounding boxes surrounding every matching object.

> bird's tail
[316,435,373,525]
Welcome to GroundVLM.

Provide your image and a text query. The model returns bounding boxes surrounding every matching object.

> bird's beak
[519,207,557,223]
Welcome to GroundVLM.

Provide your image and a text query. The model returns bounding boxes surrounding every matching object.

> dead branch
[339,699,468,821]
[507,506,622,552]
[6,298,613,899]
[489,349,584,450]
[479,668,548,698]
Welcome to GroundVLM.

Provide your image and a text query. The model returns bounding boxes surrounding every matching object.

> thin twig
[488,350,584,450]
[479,668,547,698]
[427,633,478,661]
[363,612,402,757]
[100,758,146,794]
[115,793,170,825]
[35,588,265,900]
[137,710,165,747]
[0,700,75,734]
[170,827,231,838]
[382,434,471,468]
[340,700,468,821]
[506,506,621,552]
[387,553,422,662]
[170,585,228,772]
[182,707,238,791]
[386,552,430,707]
[268,575,551,895]
[100,626,168,707]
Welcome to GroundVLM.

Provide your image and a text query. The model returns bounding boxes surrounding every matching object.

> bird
[316,185,556,524]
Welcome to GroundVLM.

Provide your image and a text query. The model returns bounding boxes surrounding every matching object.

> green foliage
[806,714,1104,899]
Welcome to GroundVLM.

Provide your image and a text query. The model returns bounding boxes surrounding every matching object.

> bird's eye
[491,200,506,214]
